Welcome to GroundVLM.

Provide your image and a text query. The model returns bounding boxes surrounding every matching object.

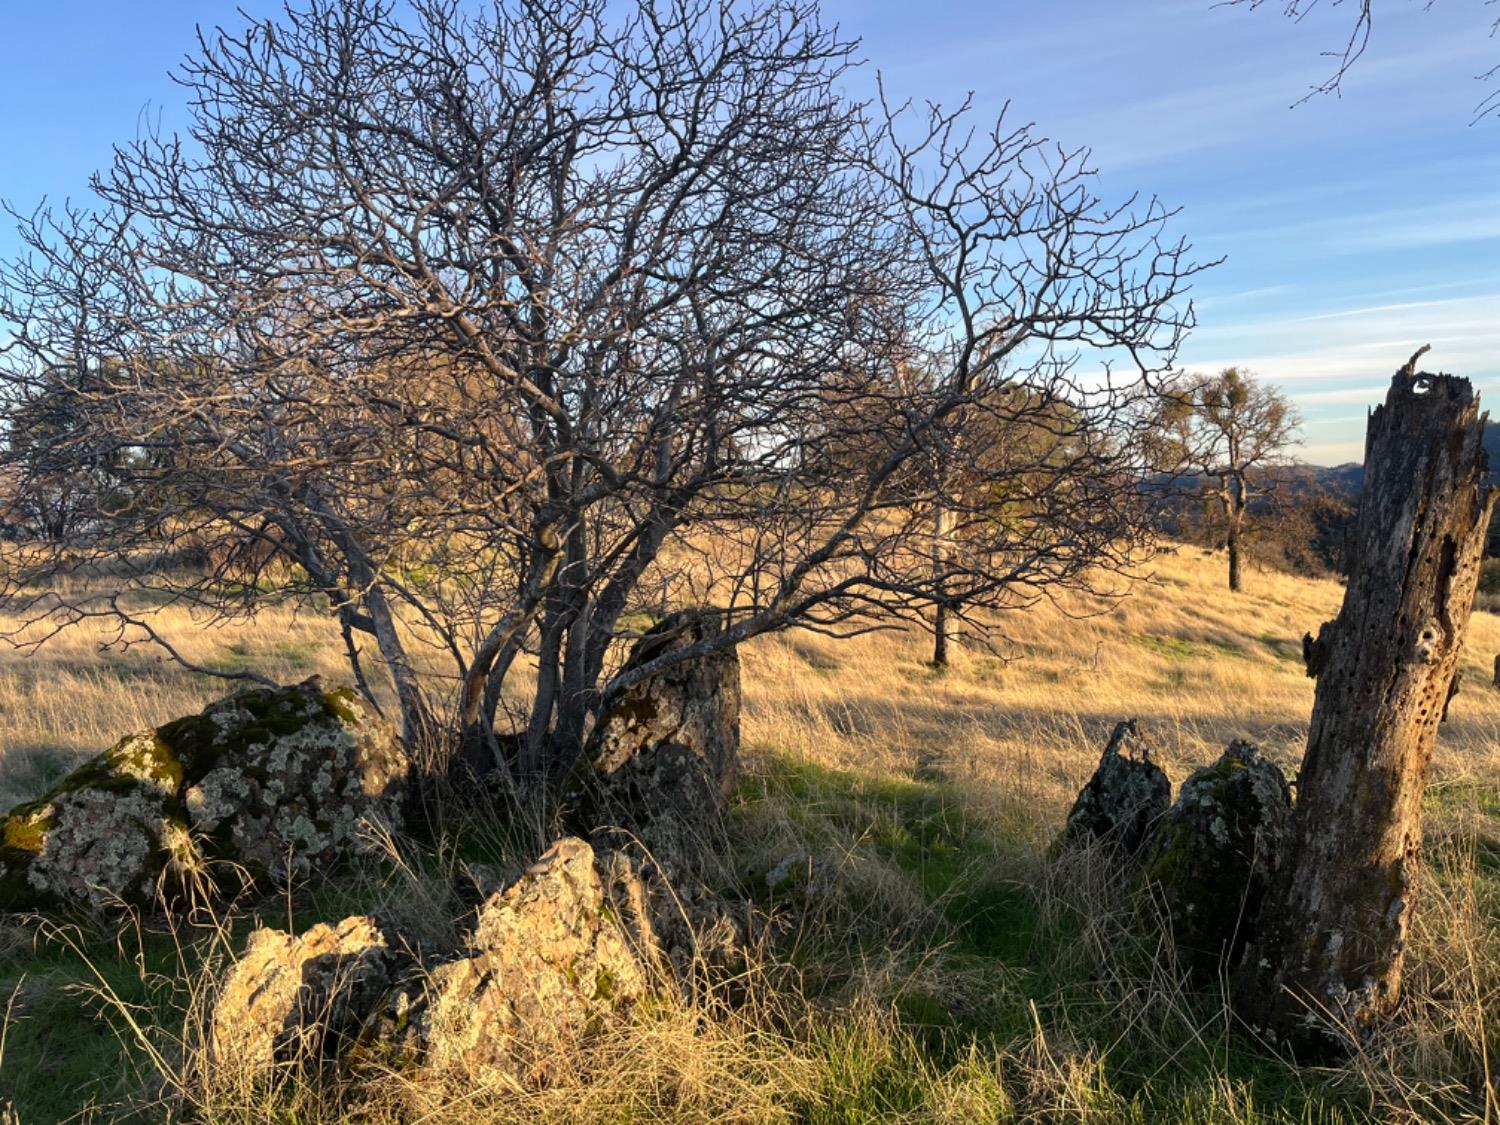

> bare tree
[1161,367,1302,592]
[0,0,1203,779]
[1224,0,1500,122]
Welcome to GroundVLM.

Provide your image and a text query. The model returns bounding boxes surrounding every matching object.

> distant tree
[920,391,1106,667]
[1163,368,1302,592]
[1225,0,1500,122]
[1257,475,1358,575]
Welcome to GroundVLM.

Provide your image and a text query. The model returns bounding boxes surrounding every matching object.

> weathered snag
[1239,351,1496,1050]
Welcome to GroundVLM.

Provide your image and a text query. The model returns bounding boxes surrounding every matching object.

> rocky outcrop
[0,678,407,911]
[575,611,740,850]
[210,915,416,1073]
[1062,720,1172,856]
[1137,740,1293,977]
[208,835,743,1089]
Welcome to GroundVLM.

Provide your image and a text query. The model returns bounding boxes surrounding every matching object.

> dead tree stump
[1238,350,1496,1050]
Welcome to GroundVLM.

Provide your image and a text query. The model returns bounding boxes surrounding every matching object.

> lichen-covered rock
[420,837,650,1085]
[202,835,743,1090]
[601,843,746,990]
[421,835,742,1086]
[0,677,407,911]
[210,915,416,1074]
[575,611,740,849]
[1137,740,1293,977]
[1063,720,1172,856]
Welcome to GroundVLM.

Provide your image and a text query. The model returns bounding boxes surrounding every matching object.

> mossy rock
[1136,740,1292,979]
[1062,720,1172,857]
[0,678,408,913]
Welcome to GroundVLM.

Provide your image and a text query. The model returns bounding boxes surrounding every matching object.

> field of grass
[4,545,1500,1122]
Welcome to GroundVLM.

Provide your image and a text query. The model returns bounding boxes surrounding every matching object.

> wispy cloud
[1209,196,1500,255]
[1294,385,1392,404]
[1187,293,1500,379]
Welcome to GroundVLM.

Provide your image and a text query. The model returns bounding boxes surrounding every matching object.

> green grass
[1257,632,1303,663]
[731,754,1382,1123]
[1134,633,1248,662]
[0,918,186,1121]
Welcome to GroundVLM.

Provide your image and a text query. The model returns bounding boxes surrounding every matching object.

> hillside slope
[740,544,1500,838]
[5,544,1499,825]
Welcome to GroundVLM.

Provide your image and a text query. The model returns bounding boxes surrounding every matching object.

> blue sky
[2,1,1496,464]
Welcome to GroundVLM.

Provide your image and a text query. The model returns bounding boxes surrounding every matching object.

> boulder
[1062,720,1172,856]
[210,915,416,1074]
[1137,740,1293,977]
[600,842,745,990]
[205,835,744,1089]
[422,836,740,1085]
[576,611,740,849]
[420,837,651,1084]
[0,678,408,911]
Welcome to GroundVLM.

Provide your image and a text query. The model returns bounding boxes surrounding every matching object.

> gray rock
[420,837,651,1084]
[0,678,408,911]
[576,611,740,849]
[1137,740,1293,977]
[602,843,745,992]
[759,851,833,905]
[1063,720,1172,856]
[422,836,742,1085]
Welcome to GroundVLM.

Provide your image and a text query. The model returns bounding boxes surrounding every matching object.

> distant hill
[1269,420,1500,559]
[1149,421,1500,572]
[1298,420,1500,495]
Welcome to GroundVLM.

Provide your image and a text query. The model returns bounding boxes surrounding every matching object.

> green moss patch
[1134,633,1247,662]
[3,801,56,854]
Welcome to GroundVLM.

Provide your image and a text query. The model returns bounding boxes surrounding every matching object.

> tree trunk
[1226,522,1243,592]
[363,583,435,752]
[1238,355,1496,1051]
[932,602,952,667]
[523,609,565,776]
[932,497,957,666]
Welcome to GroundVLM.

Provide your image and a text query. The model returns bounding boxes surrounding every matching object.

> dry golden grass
[6,542,1499,817]
[5,544,1500,1122]
[739,543,1500,837]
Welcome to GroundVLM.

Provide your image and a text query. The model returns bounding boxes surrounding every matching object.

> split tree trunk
[1239,351,1496,1050]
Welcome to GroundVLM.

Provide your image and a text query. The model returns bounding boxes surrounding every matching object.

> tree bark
[1238,353,1496,1051]
[933,602,952,666]
[363,583,435,752]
